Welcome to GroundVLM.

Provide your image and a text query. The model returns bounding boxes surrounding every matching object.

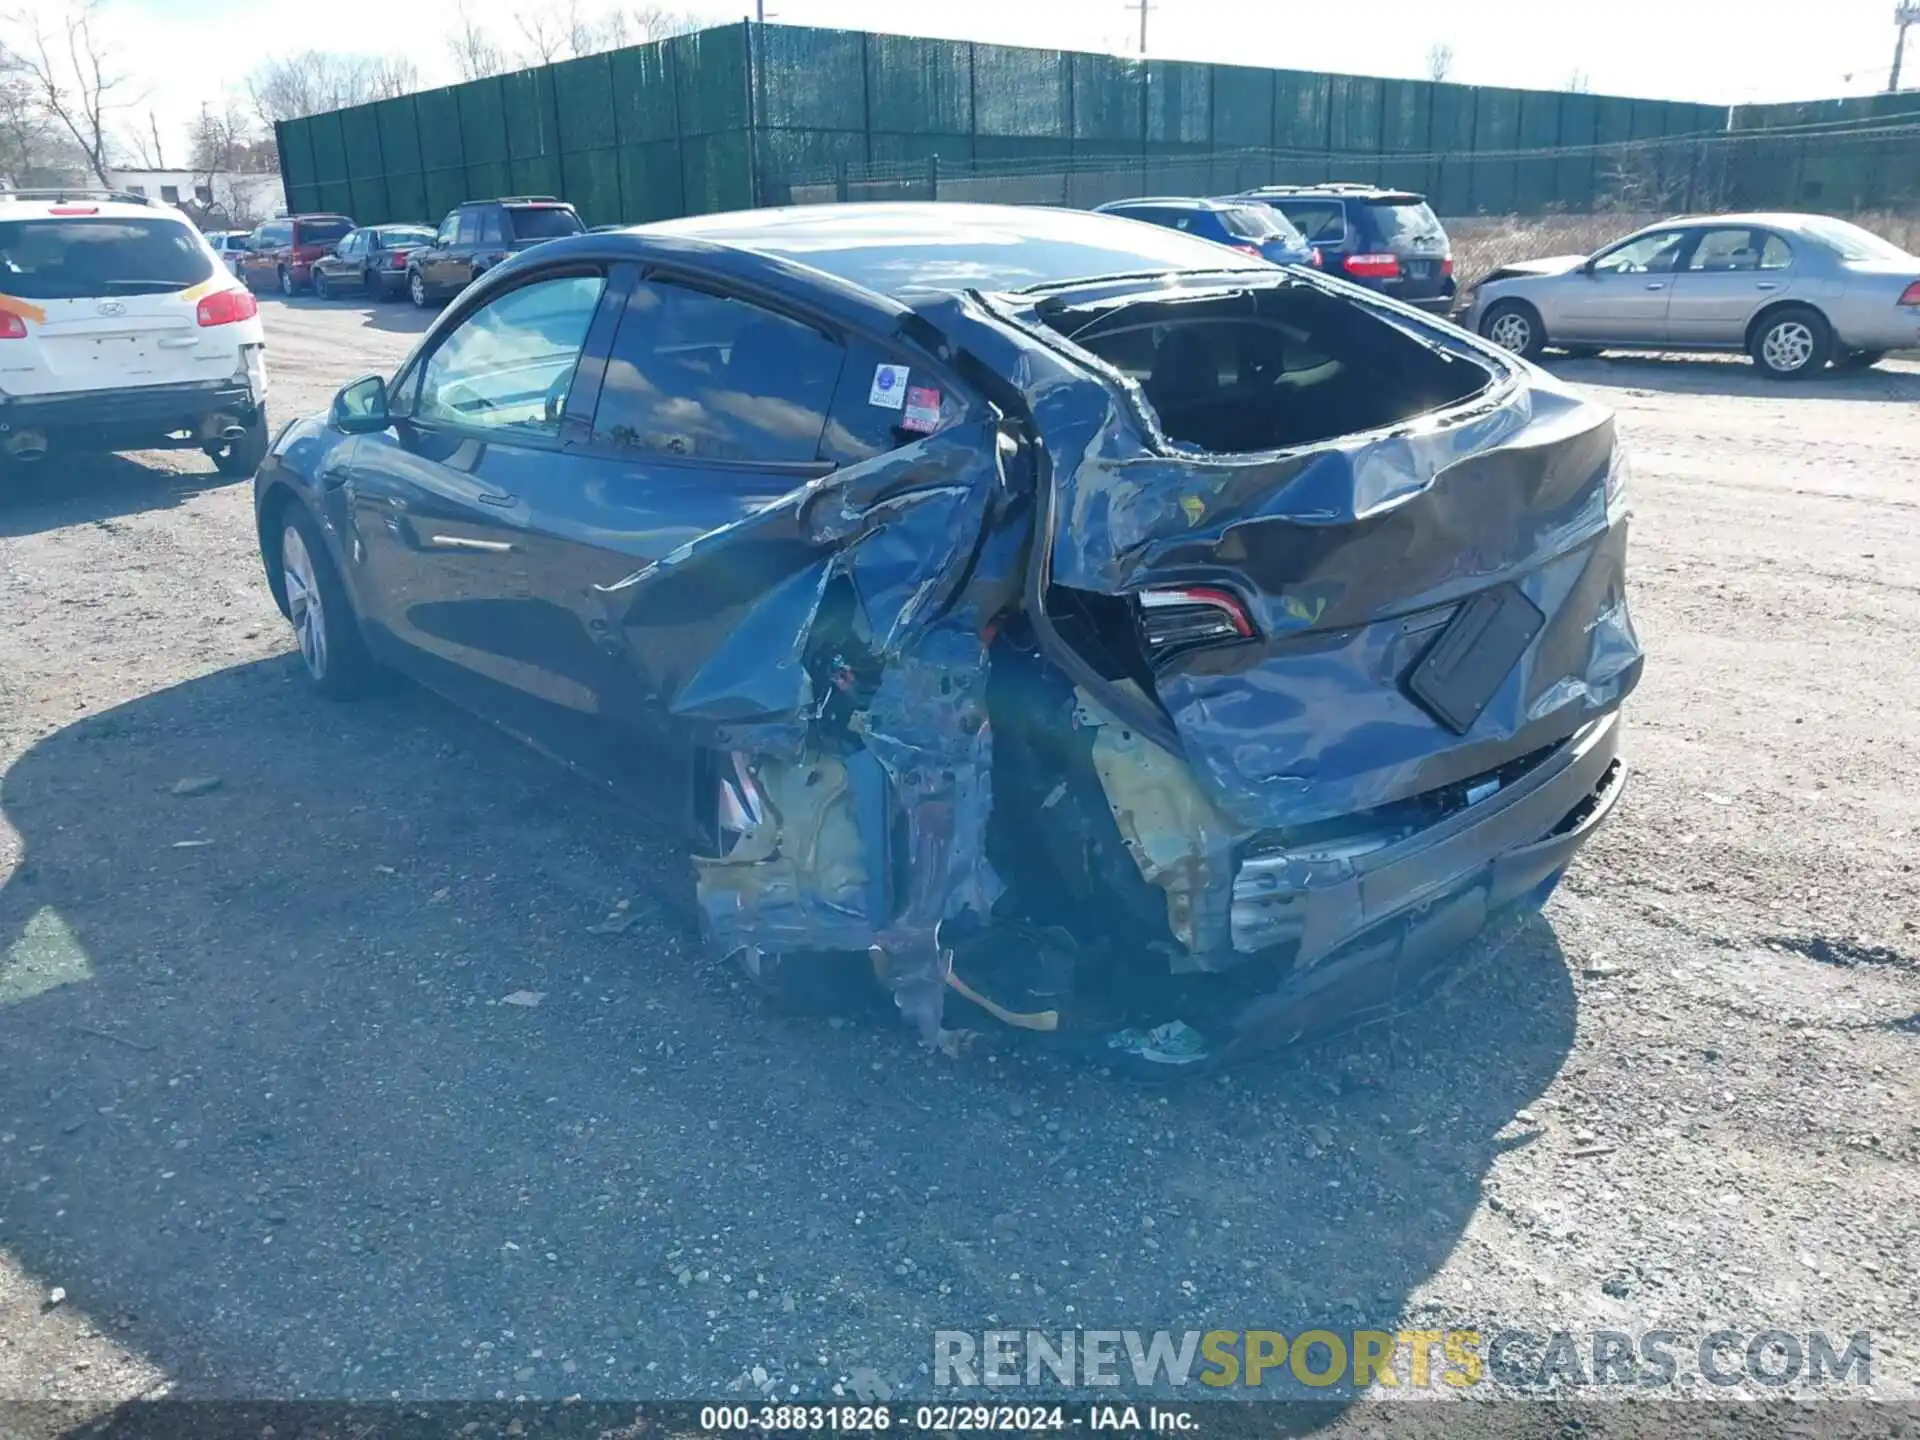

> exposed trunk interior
[1037,282,1495,454]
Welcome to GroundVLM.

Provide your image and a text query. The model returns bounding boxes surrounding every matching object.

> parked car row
[229,197,586,308]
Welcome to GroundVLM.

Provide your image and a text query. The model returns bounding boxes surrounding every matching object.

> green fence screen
[275,22,1915,232]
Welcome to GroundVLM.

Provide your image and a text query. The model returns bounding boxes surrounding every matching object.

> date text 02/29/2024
[696,1404,1197,1432]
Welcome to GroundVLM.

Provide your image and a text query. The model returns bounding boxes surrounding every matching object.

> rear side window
[506,206,583,241]
[819,338,966,465]
[1273,200,1346,245]
[0,217,214,299]
[1363,200,1443,247]
[592,280,845,463]
[479,210,504,245]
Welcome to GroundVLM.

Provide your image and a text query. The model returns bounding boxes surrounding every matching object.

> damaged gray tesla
[255,203,1642,1067]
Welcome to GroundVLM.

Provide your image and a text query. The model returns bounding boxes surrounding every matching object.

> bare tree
[514,6,568,64]
[9,0,127,185]
[246,49,420,127]
[1425,41,1454,84]
[0,40,85,183]
[122,106,166,168]
[509,1,704,65]
[449,4,511,80]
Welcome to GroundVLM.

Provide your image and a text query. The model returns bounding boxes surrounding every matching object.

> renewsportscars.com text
[933,1328,1873,1393]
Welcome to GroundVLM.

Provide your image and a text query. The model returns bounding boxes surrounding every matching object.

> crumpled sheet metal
[963,290,1643,837]
[601,414,1018,1043]
[589,423,1004,750]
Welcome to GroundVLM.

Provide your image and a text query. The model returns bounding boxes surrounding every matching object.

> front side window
[0,217,214,299]
[337,232,363,260]
[1592,230,1686,275]
[436,214,458,247]
[415,272,606,438]
[592,281,845,464]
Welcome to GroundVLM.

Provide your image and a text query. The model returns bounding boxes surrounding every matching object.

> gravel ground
[1,296,1917,1428]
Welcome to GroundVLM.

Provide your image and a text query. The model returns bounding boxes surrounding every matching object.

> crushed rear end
[668,264,1640,1061]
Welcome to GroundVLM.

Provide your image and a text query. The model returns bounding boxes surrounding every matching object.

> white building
[105,168,286,228]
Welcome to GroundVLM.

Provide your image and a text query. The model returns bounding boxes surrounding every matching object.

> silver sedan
[1465,212,1920,378]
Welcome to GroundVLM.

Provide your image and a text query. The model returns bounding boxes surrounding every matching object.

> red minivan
[239,213,355,296]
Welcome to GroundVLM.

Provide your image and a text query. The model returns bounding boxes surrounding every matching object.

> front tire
[311,268,331,300]
[1751,305,1832,379]
[1836,348,1887,372]
[276,505,374,698]
[1480,300,1547,361]
[409,270,430,308]
[208,407,270,479]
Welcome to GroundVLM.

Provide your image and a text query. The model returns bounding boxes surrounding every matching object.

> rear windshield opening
[507,206,584,240]
[0,217,214,299]
[1042,283,1494,454]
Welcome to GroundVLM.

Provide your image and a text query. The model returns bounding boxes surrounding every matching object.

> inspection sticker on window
[868,363,909,409]
[901,385,943,433]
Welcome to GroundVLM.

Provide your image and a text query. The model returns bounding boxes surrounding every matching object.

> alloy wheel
[281,524,328,680]
[1488,311,1533,354]
[1761,320,1814,374]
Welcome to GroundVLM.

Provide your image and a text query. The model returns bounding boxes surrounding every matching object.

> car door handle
[1645,282,1666,291]
[1755,281,1779,290]
[426,534,515,553]
[475,491,517,508]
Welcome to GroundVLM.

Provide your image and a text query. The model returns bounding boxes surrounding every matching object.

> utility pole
[1893,1,1919,91]
[1126,0,1153,55]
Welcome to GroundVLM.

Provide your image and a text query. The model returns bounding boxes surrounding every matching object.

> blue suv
[1234,184,1455,314]
[1093,197,1319,268]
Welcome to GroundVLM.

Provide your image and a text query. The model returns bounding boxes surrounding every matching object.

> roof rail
[487,195,563,204]
[0,186,153,206]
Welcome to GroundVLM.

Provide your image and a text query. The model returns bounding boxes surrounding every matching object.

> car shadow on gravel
[1545,354,1920,402]
[0,453,233,539]
[0,658,1578,1405]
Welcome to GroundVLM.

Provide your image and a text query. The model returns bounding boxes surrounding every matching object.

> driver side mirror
[331,375,391,434]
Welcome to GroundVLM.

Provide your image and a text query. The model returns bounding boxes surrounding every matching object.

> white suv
[0,189,269,476]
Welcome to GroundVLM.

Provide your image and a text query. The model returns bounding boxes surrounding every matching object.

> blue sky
[89,0,1914,159]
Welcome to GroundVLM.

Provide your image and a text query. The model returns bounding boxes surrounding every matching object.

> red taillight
[390,251,410,268]
[1343,252,1401,279]
[1136,585,1257,659]
[1441,256,1455,277]
[49,205,98,215]
[196,288,259,327]
[0,312,26,339]
[1899,281,1920,307]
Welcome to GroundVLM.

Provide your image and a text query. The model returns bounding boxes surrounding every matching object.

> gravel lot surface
[1,296,1917,1428]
